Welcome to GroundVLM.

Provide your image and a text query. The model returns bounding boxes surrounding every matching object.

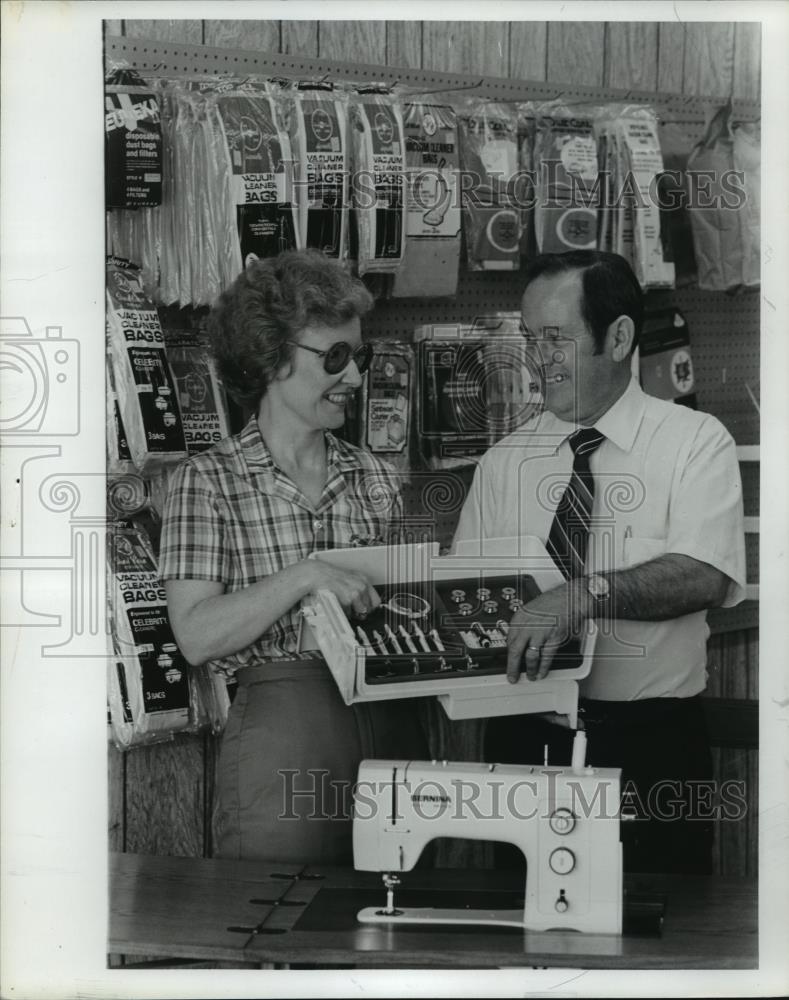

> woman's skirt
[212,658,428,864]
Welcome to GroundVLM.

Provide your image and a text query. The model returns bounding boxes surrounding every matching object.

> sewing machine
[299,538,597,727]
[352,731,623,934]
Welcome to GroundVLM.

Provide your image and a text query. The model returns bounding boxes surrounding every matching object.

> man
[452,250,746,874]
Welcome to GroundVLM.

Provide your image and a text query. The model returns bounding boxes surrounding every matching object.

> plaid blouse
[159,416,403,676]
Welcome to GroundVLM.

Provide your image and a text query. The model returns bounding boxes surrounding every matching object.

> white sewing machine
[299,538,597,727]
[353,731,623,934]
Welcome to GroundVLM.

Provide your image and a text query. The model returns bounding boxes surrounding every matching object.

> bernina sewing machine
[299,537,597,727]
[353,731,623,934]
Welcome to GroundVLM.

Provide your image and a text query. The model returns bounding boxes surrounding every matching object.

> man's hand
[506,581,590,683]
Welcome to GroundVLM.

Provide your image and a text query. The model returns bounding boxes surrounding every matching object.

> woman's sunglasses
[287,339,374,375]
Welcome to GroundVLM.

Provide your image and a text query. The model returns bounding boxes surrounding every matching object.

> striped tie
[546,428,606,579]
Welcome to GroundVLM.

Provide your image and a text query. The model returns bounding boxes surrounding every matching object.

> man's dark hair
[522,251,644,355]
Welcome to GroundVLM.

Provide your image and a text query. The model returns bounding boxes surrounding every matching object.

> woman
[159,249,427,864]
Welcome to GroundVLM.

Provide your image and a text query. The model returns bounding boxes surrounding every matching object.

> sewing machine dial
[549,808,576,835]
[548,846,576,875]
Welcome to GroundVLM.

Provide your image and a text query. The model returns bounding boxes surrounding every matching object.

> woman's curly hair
[208,249,374,408]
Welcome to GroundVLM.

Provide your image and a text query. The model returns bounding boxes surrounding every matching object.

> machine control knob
[549,808,576,835]
[549,847,576,875]
[554,889,569,913]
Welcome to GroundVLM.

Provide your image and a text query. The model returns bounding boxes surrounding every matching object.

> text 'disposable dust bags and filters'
[105,70,163,210]
[106,257,188,474]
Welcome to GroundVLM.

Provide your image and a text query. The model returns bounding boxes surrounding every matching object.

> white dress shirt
[452,377,746,700]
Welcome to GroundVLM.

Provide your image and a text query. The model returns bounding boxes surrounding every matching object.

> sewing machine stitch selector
[548,846,576,875]
[549,808,576,835]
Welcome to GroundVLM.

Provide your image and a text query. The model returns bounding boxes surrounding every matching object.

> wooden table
[109,852,757,969]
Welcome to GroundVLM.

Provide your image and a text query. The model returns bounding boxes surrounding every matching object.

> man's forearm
[577,553,730,622]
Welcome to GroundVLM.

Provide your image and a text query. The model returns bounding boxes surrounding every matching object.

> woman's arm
[166,559,381,666]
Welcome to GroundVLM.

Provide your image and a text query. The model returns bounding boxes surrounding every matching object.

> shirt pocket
[622,535,668,569]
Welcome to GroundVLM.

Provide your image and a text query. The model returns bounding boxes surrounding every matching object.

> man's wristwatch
[585,574,611,615]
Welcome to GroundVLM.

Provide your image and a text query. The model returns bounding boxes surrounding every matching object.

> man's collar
[592,376,646,452]
[528,377,646,454]
[240,415,365,473]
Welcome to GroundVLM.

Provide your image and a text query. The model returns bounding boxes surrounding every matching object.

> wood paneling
[123,20,203,45]
[386,21,422,70]
[683,22,736,98]
[657,22,686,93]
[733,21,761,101]
[422,21,509,78]
[281,20,319,58]
[546,22,606,87]
[108,743,125,852]
[319,20,386,66]
[606,22,658,92]
[124,738,205,858]
[203,20,279,54]
[509,21,548,82]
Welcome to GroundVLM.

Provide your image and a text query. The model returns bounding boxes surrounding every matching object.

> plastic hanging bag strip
[457,98,521,271]
[349,89,406,275]
[392,98,461,298]
[106,256,188,474]
[290,84,349,258]
[210,84,299,266]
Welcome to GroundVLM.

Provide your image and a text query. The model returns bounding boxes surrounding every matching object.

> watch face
[588,575,609,599]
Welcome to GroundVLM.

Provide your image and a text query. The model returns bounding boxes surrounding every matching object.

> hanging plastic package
[210,81,299,266]
[106,256,188,474]
[106,352,136,475]
[106,205,161,299]
[392,100,461,298]
[105,68,163,209]
[533,106,598,254]
[349,89,406,275]
[613,108,674,289]
[290,84,349,258]
[157,85,181,307]
[732,120,760,289]
[458,100,521,270]
[413,315,531,470]
[106,520,192,748]
[358,343,414,474]
[686,102,759,292]
[516,103,538,259]
[653,121,699,287]
[201,91,246,292]
[189,91,223,307]
[163,324,231,454]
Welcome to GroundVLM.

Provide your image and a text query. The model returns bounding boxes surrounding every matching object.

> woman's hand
[302,559,381,618]
[165,560,380,667]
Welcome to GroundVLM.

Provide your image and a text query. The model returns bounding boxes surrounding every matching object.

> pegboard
[104,36,760,123]
[106,36,761,445]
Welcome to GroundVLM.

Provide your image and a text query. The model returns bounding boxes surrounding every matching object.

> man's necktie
[546,427,606,579]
